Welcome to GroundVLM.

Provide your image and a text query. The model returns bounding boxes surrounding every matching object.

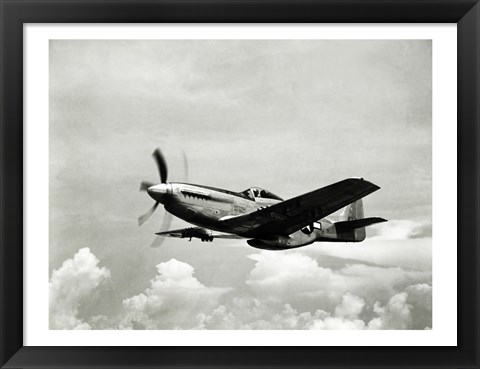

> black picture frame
[1,1,479,368]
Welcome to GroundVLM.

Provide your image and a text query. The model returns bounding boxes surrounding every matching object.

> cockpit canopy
[240,187,283,201]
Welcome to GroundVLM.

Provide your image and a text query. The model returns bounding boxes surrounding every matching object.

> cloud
[120,259,230,329]
[50,249,432,330]
[200,252,432,330]
[406,283,432,308]
[310,225,432,271]
[49,247,110,329]
[309,316,366,330]
[201,287,429,330]
[335,292,365,319]
[246,252,332,299]
[201,289,418,330]
[202,298,329,330]
[368,219,431,240]
[245,251,430,311]
[209,299,366,330]
[405,283,432,329]
[368,292,412,329]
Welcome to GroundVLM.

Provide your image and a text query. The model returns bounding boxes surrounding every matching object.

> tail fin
[338,199,364,221]
[334,200,386,242]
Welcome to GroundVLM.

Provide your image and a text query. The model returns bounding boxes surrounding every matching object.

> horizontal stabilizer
[335,217,387,231]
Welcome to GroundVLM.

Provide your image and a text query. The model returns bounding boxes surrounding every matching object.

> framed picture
[1,0,479,368]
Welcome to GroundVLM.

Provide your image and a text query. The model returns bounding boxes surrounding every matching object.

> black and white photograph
[49,39,432,330]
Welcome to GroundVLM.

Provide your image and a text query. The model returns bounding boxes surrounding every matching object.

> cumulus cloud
[120,259,230,329]
[335,292,365,319]
[199,252,432,330]
[246,253,333,300]
[200,288,421,330]
[50,248,432,330]
[201,288,428,330]
[225,301,358,330]
[49,247,110,329]
[245,252,430,312]
[405,283,432,329]
[203,298,329,330]
[368,292,412,329]
[309,316,367,330]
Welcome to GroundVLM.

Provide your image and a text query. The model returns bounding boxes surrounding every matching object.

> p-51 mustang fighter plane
[139,149,387,250]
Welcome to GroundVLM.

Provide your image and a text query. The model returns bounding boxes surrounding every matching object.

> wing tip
[347,177,381,191]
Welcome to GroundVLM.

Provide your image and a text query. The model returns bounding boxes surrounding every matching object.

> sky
[49,40,432,330]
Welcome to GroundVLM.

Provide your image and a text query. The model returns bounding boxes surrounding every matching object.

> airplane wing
[155,227,243,240]
[220,178,381,238]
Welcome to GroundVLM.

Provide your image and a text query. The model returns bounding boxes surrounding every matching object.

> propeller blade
[159,211,173,233]
[151,211,173,248]
[139,181,155,192]
[150,235,166,248]
[152,148,168,183]
[138,202,159,226]
[182,151,189,182]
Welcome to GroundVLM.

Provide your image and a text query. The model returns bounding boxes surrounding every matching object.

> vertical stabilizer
[339,199,364,221]
[336,199,366,241]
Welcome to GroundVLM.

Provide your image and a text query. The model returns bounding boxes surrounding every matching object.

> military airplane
[139,149,387,250]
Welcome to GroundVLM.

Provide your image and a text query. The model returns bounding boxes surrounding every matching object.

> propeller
[139,181,155,192]
[150,151,189,247]
[139,148,189,247]
[150,212,173,248]
[153,148,168,184]
[138,148,169,226]
[138,201,159,226]
[182,151,189,182]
